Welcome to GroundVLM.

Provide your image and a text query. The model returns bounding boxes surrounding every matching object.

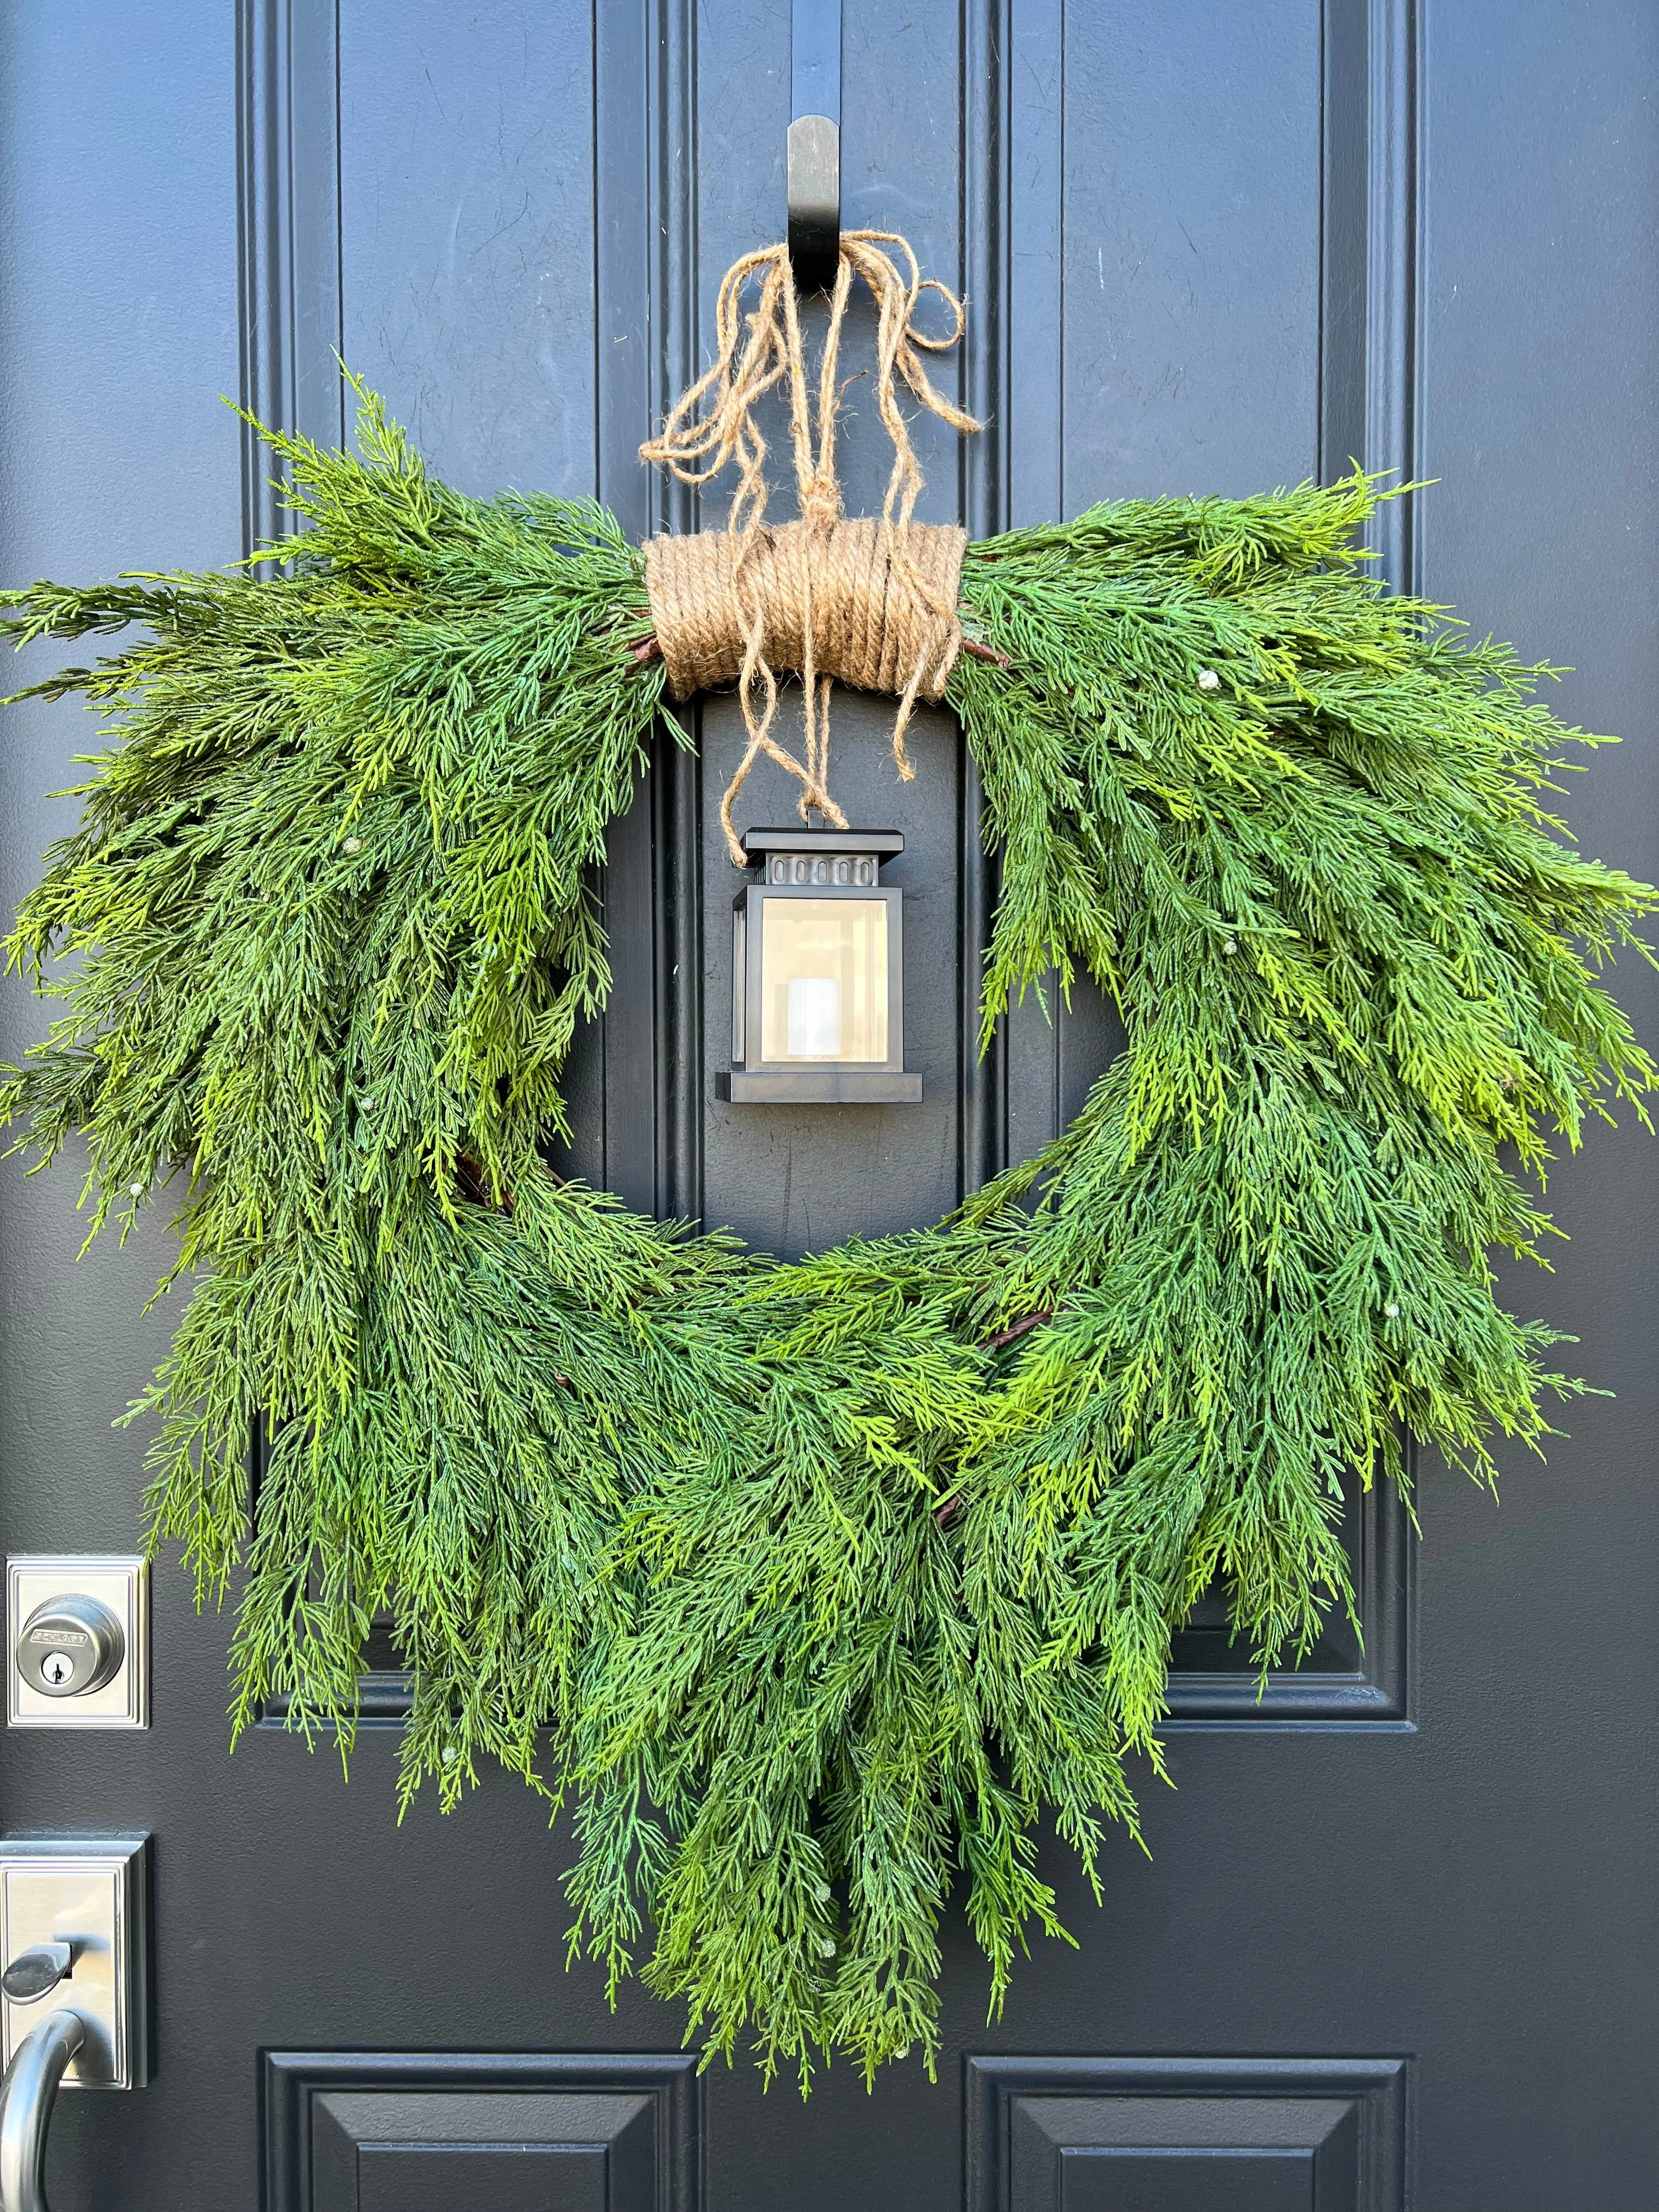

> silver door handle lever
[0,2010,85,2212]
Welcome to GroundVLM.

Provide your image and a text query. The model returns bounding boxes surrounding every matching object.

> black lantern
[718,823,921,1103]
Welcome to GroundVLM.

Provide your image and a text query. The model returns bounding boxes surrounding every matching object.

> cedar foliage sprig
[1,394,1651,2089]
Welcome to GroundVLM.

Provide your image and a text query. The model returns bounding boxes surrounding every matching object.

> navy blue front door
[1,4,1655,2205]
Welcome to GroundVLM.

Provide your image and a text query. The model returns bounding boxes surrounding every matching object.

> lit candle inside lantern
[787,975,842,1056]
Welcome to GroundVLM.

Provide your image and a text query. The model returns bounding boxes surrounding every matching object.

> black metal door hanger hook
[788,0,841,292]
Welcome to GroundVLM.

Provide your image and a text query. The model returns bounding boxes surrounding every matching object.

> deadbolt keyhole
[14,1595,125,1699]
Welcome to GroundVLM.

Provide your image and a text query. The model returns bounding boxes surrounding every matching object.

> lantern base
[717,1070,923,1104]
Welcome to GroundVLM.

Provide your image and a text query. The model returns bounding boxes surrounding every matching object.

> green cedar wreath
[2,235,1653,2087]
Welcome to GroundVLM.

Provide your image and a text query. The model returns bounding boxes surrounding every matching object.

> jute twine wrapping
[639,230,981,862]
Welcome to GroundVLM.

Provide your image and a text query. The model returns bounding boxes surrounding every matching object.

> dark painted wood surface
[1,3,1655,2205]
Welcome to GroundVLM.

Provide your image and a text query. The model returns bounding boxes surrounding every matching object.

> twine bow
[639,230,980,864]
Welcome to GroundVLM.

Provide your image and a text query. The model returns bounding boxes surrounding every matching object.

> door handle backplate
[0,1839,148,2090]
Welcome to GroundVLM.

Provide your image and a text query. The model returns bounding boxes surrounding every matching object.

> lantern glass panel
[759,895,889,1064]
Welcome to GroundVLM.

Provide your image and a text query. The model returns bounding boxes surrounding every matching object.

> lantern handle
[788,0,841,292]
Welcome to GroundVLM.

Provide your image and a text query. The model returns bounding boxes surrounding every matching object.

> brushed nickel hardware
[0,2010,84,2212]
[0,1838,149,2090]
[6,1559,148,1730]
[0,1950,71,2008]
[14,1594,123,1700]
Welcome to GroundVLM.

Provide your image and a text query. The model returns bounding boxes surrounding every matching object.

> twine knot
[639,230,980,863]
[799,470,844,531]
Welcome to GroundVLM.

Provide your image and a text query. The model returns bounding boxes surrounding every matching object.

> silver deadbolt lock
[14,1594,125,1700]
[7,1558,148,1729]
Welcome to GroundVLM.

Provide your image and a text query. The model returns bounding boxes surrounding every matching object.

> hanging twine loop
[639,230,980,864]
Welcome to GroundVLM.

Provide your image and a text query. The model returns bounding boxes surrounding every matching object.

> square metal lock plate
[0,1835,149,2086]
[7,1555,149,1728]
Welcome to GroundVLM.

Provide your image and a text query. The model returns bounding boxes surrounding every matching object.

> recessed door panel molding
[998,0,1421,1178]
[966,2056,1408,2212]
[974,0,1420,1724]
[1165,1457,1412,1727]
[233,0,688,1218]
[235,0,345,558]
[263,2051,700,2212]
[231,0,1418,1221]
[235,0,1418,1700]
